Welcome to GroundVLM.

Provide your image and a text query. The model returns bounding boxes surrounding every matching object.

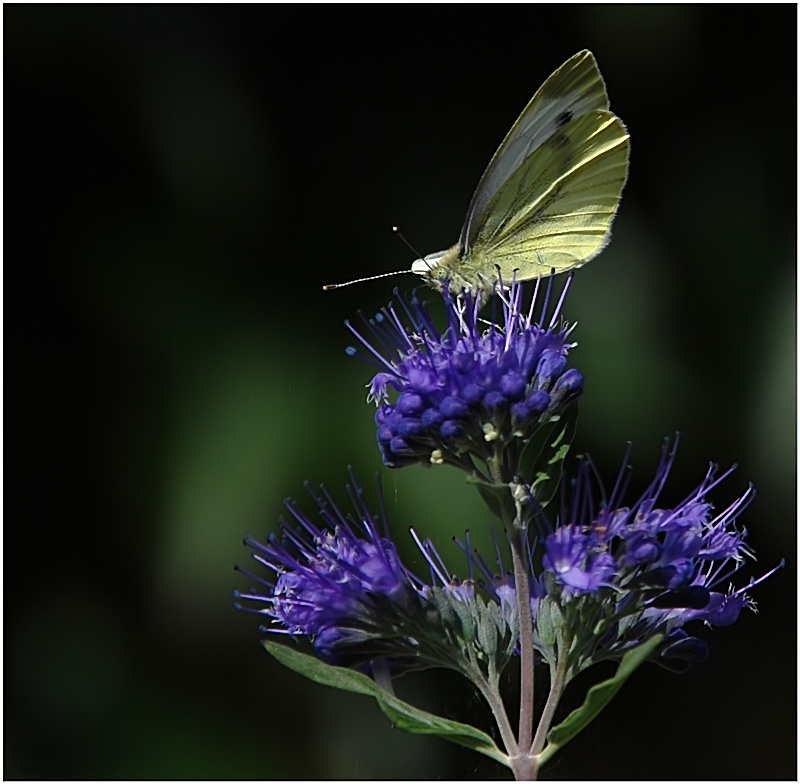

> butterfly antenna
[322,268,412,291]
[392,226,424,261]
[323,226,425,290]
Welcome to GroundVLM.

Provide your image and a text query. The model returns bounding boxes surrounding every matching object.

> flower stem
[470,671,519,763]
[509,526,537,780]
[529,653,567,756]
[511,753,538,781]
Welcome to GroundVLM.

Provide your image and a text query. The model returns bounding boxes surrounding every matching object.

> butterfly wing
[466,109,629,279]
[459,50,612,255]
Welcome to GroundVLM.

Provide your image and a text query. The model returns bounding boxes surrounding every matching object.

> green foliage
[538,635,663,767]
[471,478,516,525]
[264,641,509,766]
[518,405,579,506]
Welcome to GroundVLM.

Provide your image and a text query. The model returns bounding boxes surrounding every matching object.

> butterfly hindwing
[460,50,612,253]
[468,109,629,278]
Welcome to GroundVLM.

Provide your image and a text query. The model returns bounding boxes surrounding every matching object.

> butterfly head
[410,244,494,300]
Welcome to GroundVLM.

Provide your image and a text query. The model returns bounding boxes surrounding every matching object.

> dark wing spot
[552,131,570,149]
[555,110,573,127]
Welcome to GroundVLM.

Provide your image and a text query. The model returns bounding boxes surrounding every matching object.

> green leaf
[470,478,516,525]
[264,641,510,767]
[537,635,663,767]
[518,405,579,507]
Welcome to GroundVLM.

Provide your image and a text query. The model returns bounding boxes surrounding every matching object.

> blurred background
[6,5,796,780]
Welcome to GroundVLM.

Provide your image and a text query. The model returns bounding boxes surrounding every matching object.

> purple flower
[532,437,782,671]
[234,472,427,672]
[428,438,781,675]
[235,473,520,679]
[542,525,617,597]
[345,275,582,478]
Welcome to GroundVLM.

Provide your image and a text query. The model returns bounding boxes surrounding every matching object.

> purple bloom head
[235,473,520,680]
[345,275,582,481]
[430,437,781,676]
[234,472,428,673]
[528,437,782,673]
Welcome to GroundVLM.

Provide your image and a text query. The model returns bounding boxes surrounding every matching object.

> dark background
[6,5,796,780]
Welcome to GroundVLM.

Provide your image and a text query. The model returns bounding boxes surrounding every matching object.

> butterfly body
[412,50,629,295]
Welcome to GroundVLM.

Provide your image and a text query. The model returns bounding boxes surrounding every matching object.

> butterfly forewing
[460,50,611,253]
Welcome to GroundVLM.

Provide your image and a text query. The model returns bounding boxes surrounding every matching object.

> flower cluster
[346,276,582,479]
[462,437,782,677]
[234,473,425,672]
[236,442,779,682]
[234,471,517,678]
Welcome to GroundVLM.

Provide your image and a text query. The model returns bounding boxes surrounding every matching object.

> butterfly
[411,49,629,295]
